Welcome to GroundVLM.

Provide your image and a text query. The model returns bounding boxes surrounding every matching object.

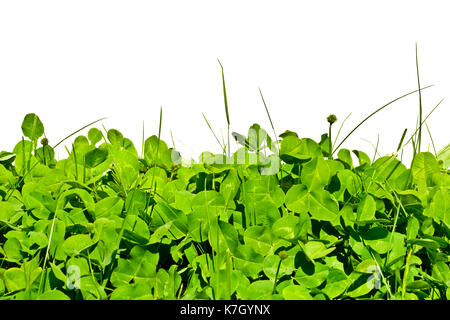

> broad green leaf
[84,148,109,168]
[285,184,309,213]
[110,283,153,300]
[308,189,339,222]
[220,169,240,206]
[322,269,350,299]
[437,144,450,168]
[303,241,335,260]
[406,216,420,240]
[432,262,450,286]
[21,113,44,140]
[423,188,449,226]
[244,226,275,256]
[282,284,312,299]
[4,268,26,292]
[411,152,440,189]
[107,129,124,147]
[246,280,273,299]
[110,246,159,287]
[357,194,376,221]
[280,136,322,162]
[111,149,139,190]
[63,234,94,256]
[88,128,103,145]
[295,262,329,289]
[301,157,330,190]
[37,289,71,300]
[337,148,353,168]
[272,216,300,241]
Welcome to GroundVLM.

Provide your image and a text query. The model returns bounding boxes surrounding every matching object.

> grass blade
[218,59,231,156]
[202,113,225,153]
[332,85,433,155]
[52,117,106,149]
[415,43,423,153]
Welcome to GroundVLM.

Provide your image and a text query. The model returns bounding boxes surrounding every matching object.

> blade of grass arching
[396,98,444,156]
[259,88,279,152]
[372,135,380,163]
[218,59,231,157]
[415,43,423,153]
[333,113,352,148]
[202,113,225,153]
[52,117,106,149]
[425,122,438,157]
[332,85,433,155]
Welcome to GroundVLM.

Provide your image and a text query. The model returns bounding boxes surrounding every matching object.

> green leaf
[357,194,376,221]
[244,226,275,256]
[282,284,312,299]
[220,169,240,206]
[301,157,330,190]
[4,268,26,292]
[322,269,349,299]
[432,261,450,286]
[107,129,124,147]
[84,148,109,168]
[437,144,450,168]
[88,128,103,145]
[21,113,44,140]
[246,280,274,299]
[280,136,322,163]
[272,216,300,241]
[308,189,339,222]
[423,188,449,226]
[337,148,353,168]
[406,216,420,240]
[63,234,94,256]
[111,149,139,190]
[411,152,440,189]
[37,289,71,300]
[406,280,430,291]
[303,241,335,260]
[285,184,309,213]
[295,262,329,289]
[110,283,153,300]
[110,245,159,287]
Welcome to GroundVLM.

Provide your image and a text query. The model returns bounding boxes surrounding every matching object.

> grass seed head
[327,114,337,125]
[278,250,288,260]
[40,137,49,146]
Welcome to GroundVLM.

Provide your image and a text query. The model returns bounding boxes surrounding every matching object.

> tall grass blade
[218,59,231,156]
[415,43,423,153]
[258,88,279,151]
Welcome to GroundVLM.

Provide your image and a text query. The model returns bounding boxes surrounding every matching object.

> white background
[1,0,449,164]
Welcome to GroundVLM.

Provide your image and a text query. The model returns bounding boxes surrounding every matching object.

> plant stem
[401,248,413,300]
[272,259,282,294]
[328,123,333,159]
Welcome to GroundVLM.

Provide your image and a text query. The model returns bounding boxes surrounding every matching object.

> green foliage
[0,113,448,301]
